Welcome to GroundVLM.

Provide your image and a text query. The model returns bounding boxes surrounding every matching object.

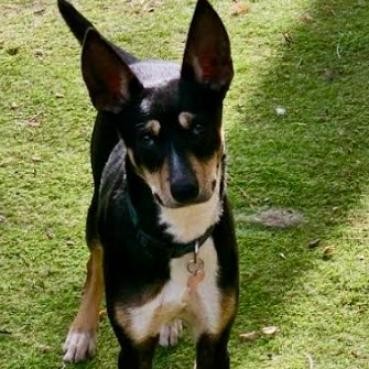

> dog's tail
[57,0,94,45]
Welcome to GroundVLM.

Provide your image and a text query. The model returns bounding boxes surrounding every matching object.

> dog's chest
[116,239,221,343]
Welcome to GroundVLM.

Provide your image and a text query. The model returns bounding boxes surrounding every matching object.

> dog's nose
[170,180,199,203]
[169,146,199,204]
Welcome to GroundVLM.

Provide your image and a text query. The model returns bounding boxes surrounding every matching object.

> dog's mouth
[154,195,213,209]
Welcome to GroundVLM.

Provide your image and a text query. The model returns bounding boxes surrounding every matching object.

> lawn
[1,0,369,368]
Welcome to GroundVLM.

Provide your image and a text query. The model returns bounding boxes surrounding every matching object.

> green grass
[1,0,369,368]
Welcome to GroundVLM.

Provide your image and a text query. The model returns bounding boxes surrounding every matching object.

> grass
[1,0,369,368]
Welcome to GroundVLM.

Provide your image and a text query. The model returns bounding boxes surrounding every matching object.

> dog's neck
[126,160,224,244]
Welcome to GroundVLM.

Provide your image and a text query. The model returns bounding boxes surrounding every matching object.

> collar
[126,193,214,259]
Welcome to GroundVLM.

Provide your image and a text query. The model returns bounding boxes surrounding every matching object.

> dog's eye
[192,123,206,136]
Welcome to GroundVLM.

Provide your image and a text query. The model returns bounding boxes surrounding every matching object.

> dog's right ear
[82,29,143,113]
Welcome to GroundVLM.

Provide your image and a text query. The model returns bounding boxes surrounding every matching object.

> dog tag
[186,258,204,275]
[187,269,205,291]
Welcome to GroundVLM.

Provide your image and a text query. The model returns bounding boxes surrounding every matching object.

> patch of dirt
[246,208,305,229]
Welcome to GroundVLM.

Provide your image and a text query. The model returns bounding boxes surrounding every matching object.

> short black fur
[58,1,239,368]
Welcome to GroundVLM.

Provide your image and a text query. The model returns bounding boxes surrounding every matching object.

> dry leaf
[45,228,54,240]
[239,331,259,342]
[99,309,107,320]
[282,32,294,45]
[34,49,44,57]
[323,246,335,260]
[38,344,51,353]
[33,7,45,15]
[231,2,250,16]
[32,156,42,163]
[261,326,279,336]
[275,106,287,116]
[308,238,321,249]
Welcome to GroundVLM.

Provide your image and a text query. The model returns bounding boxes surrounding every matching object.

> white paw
[159,320,183,347]
[63,331,96,363]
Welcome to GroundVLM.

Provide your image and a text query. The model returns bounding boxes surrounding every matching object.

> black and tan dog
[58,0,238,367]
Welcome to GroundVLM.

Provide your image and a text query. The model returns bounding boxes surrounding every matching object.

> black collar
[126,193,214,259]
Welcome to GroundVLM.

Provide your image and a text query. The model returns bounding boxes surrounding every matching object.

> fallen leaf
[308,238,321,249]
[282,32,294,45]
[99,309,107,320]
[45,228,54,240]
[275,106,287,116]
[239,331,259,342]
[231,2,250,16]
[323,246,335,260]
[261,326,279,336]
[38,344,51,353]
[32,156,42,163]
[34,49,44,57]
[33,7,45,15]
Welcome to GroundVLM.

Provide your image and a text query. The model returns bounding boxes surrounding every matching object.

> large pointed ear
[81,28,143,113]
[181,0,233,92]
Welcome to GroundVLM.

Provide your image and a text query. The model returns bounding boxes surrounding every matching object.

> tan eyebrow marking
[178,112,194,129]
[145,120,161,136]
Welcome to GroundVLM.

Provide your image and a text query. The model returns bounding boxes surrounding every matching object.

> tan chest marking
[115,239,222,343]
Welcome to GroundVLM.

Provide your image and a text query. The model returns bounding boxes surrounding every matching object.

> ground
[1,0,369,368]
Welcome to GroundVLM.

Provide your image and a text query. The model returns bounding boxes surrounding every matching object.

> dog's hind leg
[63,197,104,363]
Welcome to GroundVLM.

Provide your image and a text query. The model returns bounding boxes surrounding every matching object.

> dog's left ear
[181,0,233,92]
[82,28,143,113]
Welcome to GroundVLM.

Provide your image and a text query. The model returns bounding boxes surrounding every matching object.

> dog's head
[77,0,233,208]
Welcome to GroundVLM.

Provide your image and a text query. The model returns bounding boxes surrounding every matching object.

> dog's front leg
[116,335,157,369]
[195,327,232,369]
[63,242,104,362]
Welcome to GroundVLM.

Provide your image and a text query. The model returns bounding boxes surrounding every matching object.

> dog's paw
[159,320,183,347]
[63,331,96,363]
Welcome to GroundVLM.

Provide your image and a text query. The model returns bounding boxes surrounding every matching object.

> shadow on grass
[225,0,369,354]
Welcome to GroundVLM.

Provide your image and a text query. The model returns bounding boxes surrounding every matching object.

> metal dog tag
[186,258,205,274]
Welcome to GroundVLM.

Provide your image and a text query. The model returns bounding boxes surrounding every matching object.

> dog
[58,0,238,368]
